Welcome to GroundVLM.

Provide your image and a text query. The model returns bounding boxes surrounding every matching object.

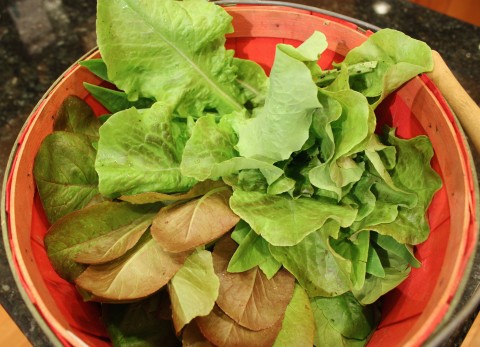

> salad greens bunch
[33,0,442,346]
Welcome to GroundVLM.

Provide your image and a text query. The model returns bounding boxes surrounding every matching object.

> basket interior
[5,5,477,347]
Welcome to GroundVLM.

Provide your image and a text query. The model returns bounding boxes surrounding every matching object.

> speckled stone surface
[0,0,479,346]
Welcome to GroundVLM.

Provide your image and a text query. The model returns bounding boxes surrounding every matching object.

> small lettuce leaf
[168,250,219,333]
[269,221,350,297]
[97,0,245,117]
[151,187,239,253]
[95,102,197,198]
[53,95,101,142]
[80,58,110,82]
[84,82,154,114]
[233,58,269,107]
[343,28,433,107]
[311,292,379,345]
[75,232,189,301]
[272,284,315,347]
[34,131,99,224]
[227,222,282,279]
[213,237,295,331]
[236,33,324,163]
[230,190,357,246]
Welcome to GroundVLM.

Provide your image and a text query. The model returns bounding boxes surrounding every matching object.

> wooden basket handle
[426,50,480,154]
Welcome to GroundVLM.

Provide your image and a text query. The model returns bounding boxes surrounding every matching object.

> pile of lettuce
[33,0,442,346]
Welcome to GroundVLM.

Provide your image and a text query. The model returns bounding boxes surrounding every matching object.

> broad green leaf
[236,34,323,163]
[151,187,239,253]
[44,201,160,282]
[196,305,282,347]
[95,102,196,198]
[372,130,442,244]
[75,232,188,300]
[34,131,99,224]
[272,285,315,347]
[97,0,245,117]
[213,237,295,331]
[343,28,433,107]
[228,226,282,279]
[84,82,154,114]
[180,113,284,184]
[269,222,350,297]
[101,293,181,347]
[311,292,379,345]
[223,169,268,193]
[168,250,219,333]
[53,95,100,142]
[120,180,226,204]
[230,190,357,246]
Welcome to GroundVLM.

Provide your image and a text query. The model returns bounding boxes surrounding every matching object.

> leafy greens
[33,0,442,346]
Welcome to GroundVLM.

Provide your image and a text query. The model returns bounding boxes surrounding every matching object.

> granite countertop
[1,0,479,346]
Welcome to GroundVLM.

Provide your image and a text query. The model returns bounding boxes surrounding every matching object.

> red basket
[2,5,478,347]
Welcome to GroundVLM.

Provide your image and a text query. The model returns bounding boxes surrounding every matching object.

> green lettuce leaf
[269,221,351,297]
[168,250,219,333]
[95,102,196,198]
[273,285,315,347]
[97,0,245,117]
[343,28,433,107]
[230,190,357,246]
[34,132,99,224]
[311,292,379,345]
[235,33,324,163]
[227,222,282,279]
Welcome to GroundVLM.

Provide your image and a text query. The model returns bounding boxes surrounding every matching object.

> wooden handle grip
[426,50,480,154]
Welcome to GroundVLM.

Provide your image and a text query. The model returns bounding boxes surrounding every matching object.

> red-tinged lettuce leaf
[34,131,99,224]
[168,250,219,333]
[213,237,295,331]
[44,201,159,282]
[95,102,197,199]
[96,0,245,117]
[272,284,315,347]
[74,212,156,265]
[75,232,189,301]
[53,95,101,142]
[182,322,214,347]
[151,187,239,253]
[311,292,380,345]
[101,292,181,347]
[230,190,357,246]
[120,180,226,204]
[196,305,282,347]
